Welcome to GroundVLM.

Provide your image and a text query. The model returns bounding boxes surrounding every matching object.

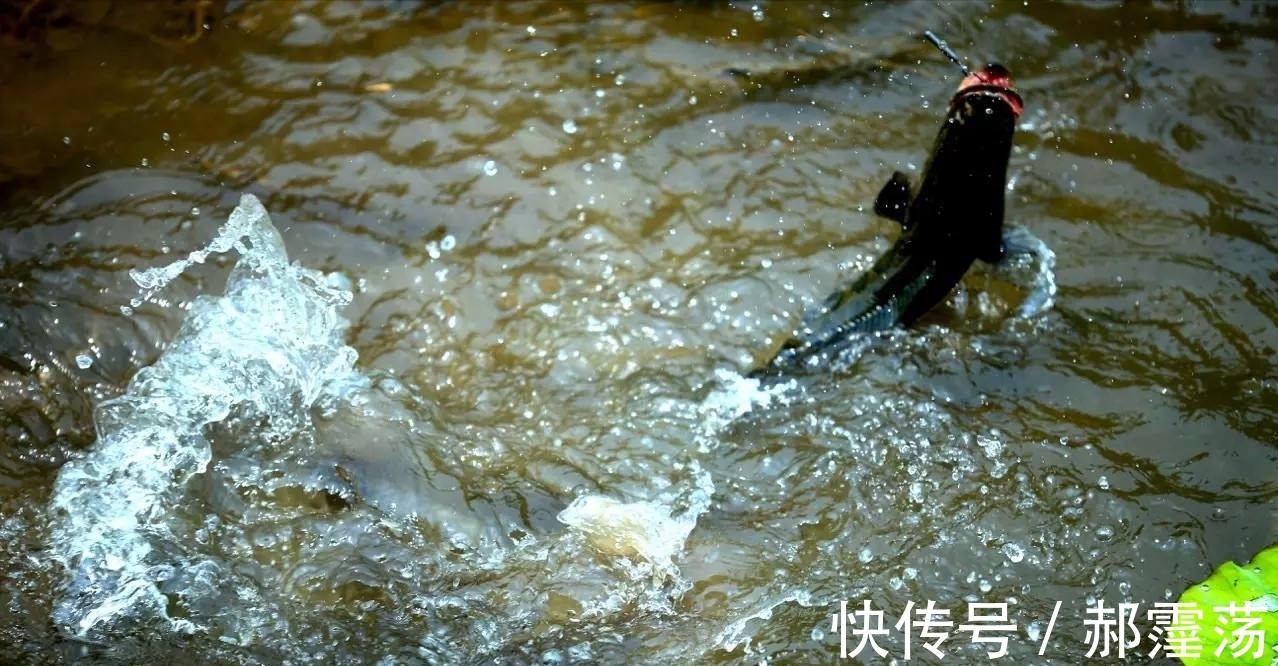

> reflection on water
[2,1,1277,664]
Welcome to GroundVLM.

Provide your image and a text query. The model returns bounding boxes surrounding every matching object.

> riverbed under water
[2,1,1276,664]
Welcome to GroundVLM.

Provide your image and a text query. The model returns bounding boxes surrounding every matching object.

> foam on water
[558,461,714,589]
[47,194,368,636]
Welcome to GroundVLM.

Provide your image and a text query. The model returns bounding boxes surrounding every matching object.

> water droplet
[191,207,200,216]
[140,158,149,167]
[482,160,498,176]
[440,235,456,252]
[562,119,578,134]
[63,136,71,145]
[1098,475,1109,490]
[161,132,170,142]
[75,354,93,369]
[858,547,873,563]
[1095,525,1115,542]
[1002,542,1026,563]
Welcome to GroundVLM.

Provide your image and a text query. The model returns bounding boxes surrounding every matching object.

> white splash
[47,194,367,636]
[558,463,713,586]
[999,225,1057,318]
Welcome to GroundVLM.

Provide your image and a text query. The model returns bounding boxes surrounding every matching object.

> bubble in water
[440,235,456,252]
[1002,542,1026,563]
[562,119,578,134]
[858,547,873,563]
[162,132,170,142]
[1095,525,1115,541]
[75,354,93,369]
[63,136,71,145]
[482,160,498,176]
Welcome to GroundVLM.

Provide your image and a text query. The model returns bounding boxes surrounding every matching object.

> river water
[1,1,1275,664]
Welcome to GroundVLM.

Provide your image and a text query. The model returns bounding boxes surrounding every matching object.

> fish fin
[874,171,913,226]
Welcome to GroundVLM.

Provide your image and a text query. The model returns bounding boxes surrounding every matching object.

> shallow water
[2,1,1276,664]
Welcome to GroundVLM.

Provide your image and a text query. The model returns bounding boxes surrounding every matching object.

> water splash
[47,194,368,637]
[999,225,1058,318]
[558,462,713,590]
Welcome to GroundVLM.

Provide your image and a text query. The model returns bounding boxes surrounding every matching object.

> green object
[1176,543,1278,665]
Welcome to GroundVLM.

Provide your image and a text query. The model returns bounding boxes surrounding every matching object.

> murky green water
[2,1,1276,664]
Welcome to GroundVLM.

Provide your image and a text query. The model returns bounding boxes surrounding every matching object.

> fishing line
[923,30,971,76]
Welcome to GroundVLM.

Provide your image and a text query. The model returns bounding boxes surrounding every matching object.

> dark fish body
[752,64,1024,376]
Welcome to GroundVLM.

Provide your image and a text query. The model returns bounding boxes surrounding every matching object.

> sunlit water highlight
[2,2,1276,664]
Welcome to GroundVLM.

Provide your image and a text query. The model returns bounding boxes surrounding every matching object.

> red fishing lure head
[951,63,1023,119]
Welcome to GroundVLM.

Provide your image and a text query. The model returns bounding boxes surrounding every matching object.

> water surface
[1,1,1276,664]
